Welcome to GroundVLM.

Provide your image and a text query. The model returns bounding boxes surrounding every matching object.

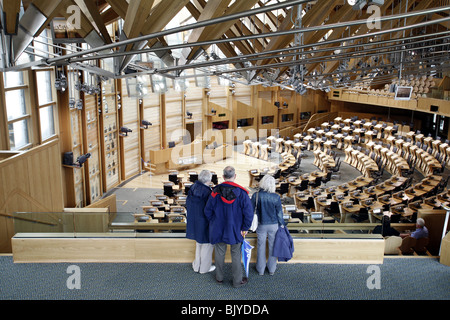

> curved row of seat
[247,115,449,227]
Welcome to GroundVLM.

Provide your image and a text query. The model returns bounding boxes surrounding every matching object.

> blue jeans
[256,224,278,275]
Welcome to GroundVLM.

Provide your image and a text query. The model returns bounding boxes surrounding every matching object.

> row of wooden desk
[289,174,443,224]
[136,194,188,225]
[248,152,298,188]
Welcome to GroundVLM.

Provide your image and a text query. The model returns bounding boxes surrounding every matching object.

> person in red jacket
[204,166,254,288]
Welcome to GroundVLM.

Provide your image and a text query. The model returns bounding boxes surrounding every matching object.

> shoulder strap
[254,191,259,214]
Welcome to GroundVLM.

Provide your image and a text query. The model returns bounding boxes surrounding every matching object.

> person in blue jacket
[251,175,285,276]
[186,170,215,274]
[204,166,253,288]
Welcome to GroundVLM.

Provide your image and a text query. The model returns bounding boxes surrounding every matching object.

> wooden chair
[413,237,429,255]
[243,140,252,156]
[384,236,402,255]
[398,236,429,255]
[399,236,416,254]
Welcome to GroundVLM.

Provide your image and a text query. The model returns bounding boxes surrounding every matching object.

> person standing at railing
[186,170,215,274]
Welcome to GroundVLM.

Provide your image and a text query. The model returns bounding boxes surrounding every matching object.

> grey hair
[198,170,212,184]
[416,218,425,227]
[223,166,236,180]
[259,175,276,193]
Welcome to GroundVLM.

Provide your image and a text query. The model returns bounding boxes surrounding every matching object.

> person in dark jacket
[204,166,253,288]
[251,175,284,276]
[186,170,215,274]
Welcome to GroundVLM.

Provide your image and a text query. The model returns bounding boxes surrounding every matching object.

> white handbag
[249,191,259,232]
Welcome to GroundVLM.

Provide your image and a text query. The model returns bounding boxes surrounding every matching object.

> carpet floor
[1,256,449,301]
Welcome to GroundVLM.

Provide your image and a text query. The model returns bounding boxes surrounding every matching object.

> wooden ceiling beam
[100,7,120,25]
[141,0,190,37]
[257,0,339,69]
[2,0,21,34]
[83,0,112,44]
[184,0,247,75]
[187,0,232,44]
[185,0,259,62]
[104,0,128,20]
[123,0,154,39]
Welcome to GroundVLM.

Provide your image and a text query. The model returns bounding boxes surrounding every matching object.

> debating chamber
[0,0,449,304]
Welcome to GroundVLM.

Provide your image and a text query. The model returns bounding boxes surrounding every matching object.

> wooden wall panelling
[233,81,252,107]
[233,82,257,143]
[277,89,297,131]
[257,86,277,135]
[209,76,229,110]
[0,140,65,253]
[208,76,231,144]
[119,79,141,180]
[59,68,86,208]
[142,91,161,158]
[100,79,120,192]
[83,93,102,204]
[233,100,258,144]
[71,109,85,207]
[209,101,233,146]
[165,87,184,146]
[184,74,204,142]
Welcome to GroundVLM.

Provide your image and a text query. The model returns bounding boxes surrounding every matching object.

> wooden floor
[122,150,279,190]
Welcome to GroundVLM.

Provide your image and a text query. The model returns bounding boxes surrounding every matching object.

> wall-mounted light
[120,127,132,137]
[76,153,91,167]
[283,102,288,108]
[211,109,216,115]
[186,111,193,119]
[141,120,152,129]
[274,101,280,108]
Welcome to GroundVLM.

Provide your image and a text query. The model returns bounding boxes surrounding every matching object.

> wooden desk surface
[342,204,363,213]
[407,188,427,197]
[362,201,384,210]
[391,207,414,217]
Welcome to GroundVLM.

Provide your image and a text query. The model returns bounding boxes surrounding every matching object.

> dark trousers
[214,242,243,287]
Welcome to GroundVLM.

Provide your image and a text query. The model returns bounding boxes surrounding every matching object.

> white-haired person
[400,218,429,239]
[186,169,215,274]
[251,174,285,276]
